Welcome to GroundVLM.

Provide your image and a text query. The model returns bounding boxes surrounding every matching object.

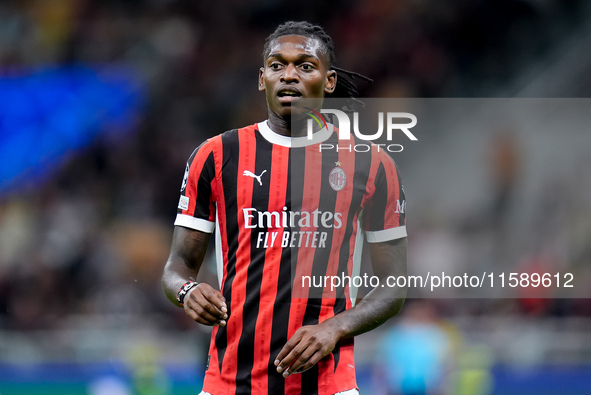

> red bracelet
[176,281,199,305]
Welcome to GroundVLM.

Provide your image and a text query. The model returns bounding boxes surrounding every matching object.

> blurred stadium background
[1,0,591,394]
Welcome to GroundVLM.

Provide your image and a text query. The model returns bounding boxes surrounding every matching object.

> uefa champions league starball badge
[181,163,189,192]
[329,161,346,191]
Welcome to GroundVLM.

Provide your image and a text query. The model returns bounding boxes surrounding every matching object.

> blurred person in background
[376,301,450,395]
[161,21,407,395]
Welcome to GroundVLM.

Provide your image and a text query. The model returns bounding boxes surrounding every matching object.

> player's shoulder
[191,123,257,154]
[215,123,259,143]
[187,135,217,162]
[365,140,399,167]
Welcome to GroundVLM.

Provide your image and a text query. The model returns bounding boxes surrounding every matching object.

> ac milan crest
[329,166,347,191]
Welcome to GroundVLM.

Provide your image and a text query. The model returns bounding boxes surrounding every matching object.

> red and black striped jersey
[175,121,406,395]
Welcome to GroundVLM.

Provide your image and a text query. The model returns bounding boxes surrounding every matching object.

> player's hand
[274,320,343,377]
[183,283,228,326]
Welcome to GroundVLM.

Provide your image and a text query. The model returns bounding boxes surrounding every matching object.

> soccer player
[161,21,407,395]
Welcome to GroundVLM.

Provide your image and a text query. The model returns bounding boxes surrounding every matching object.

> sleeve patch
[180,163,190,192]
[178,195,190,210]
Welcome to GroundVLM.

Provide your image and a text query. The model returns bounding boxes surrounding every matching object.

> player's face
[259,35,336,119]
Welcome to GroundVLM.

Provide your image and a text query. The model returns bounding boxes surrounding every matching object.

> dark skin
[161,34,407,379]
[258,35,336,137]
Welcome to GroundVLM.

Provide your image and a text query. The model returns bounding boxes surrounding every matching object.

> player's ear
[324,69,336,94]
[258,67,265,91]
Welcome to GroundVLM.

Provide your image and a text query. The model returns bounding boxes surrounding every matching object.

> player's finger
[275,342,308,373]
[187,286,227,319]
[188,303,223,325]
[193,314,225,326]
[211,289,227,307]
[200,285,226,306]
[184,301,219,325]
[291,353,324,375]
[274,335,303,373]
[187,308,226,326]
[280,345,315,377]
[200,287,228,315]
[184,304,215,325]
[196,297,228,319]
[184,291,226,326]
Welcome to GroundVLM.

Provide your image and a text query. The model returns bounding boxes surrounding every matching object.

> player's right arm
[161,226,227,326]
[162,138,226,326]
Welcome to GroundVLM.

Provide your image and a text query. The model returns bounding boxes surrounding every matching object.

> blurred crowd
[1,1,591,392]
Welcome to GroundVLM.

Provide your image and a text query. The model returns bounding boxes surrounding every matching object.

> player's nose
[280,64,299,82]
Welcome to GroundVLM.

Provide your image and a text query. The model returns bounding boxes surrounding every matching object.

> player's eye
[269,63,282,70]
[301,63,314,71]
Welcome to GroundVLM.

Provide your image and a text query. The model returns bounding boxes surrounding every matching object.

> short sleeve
[174,140,216,233]
[363,151,407,243]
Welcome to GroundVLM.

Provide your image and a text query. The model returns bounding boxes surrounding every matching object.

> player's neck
[267,112,310,138]
[267,113,292,137]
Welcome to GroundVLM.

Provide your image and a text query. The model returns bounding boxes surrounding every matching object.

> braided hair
[263,21,371,108]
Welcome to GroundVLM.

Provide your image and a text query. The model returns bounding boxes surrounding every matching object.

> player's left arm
[275,236,407,377]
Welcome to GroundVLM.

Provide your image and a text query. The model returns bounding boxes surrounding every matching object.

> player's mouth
[277,88,302,104]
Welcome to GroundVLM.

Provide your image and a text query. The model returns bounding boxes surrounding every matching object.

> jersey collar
[257,120,333,148]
